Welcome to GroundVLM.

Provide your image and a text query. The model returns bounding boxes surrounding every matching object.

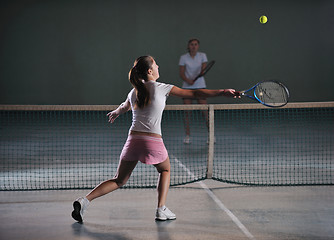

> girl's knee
[114,177,128,187]
[157,168,170,174]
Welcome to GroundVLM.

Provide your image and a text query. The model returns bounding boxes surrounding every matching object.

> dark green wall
[1,0,333,105]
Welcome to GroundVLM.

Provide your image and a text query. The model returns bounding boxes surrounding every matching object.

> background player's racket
[194,60,215,81]
[238,80,289,107]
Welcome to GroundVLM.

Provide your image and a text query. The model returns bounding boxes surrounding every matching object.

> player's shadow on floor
[72,222,130,240]
[155,219,175,240]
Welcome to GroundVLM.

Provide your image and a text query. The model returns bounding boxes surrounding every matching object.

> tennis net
[0,102,333,190]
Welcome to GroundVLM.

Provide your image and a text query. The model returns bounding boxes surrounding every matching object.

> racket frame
[194,60,215,81]
[240,80,289,108]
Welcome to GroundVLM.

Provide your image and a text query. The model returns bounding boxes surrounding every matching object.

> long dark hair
[129,56,153,109]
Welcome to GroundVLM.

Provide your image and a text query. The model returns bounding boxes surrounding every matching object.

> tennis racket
[238,80,289,107]
[194,60,215,81]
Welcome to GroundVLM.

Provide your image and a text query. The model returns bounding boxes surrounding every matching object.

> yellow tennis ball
[259,15,268,24]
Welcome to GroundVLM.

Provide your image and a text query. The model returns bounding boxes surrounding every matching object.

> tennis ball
[259,15,268,24]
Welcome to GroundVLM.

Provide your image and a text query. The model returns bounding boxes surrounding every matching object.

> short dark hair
[188,38,200,45]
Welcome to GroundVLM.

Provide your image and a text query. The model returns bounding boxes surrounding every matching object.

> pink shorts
[120,135,168,165]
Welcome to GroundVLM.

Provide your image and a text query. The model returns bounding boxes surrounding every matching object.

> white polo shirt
[128,81,174,136]
[179,52,208,89]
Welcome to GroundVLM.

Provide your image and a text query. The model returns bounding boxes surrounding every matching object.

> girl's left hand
[107,111,119,123]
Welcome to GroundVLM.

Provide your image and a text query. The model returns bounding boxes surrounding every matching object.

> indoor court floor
[1,179,333,240]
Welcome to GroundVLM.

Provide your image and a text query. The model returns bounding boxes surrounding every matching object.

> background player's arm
[179,65,194,85]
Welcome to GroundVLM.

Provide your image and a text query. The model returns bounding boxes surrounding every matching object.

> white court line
[172,155,256,240]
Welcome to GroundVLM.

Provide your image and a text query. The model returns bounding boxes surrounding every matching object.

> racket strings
[255,82,289,106]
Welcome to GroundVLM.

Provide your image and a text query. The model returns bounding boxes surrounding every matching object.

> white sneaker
[155,206,176,221]
[183,135,191,144]
[72,197,90,223]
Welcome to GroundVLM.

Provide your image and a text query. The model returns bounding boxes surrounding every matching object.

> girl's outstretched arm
[107,98,131,123]
[169,86,240,99]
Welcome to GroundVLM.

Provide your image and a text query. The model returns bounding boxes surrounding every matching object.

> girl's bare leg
[154,157,171,208]
[183,98,192,136]
[85,160,138,201]
[197,98,209,129]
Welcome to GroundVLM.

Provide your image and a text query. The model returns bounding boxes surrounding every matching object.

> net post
[207,105,214,179]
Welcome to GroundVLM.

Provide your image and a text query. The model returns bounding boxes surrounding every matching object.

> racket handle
[235,91,244,96]
[194,74,201,81]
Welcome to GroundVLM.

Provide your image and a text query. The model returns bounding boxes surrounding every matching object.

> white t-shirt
[179,52,208,89]
[128,81,174,136]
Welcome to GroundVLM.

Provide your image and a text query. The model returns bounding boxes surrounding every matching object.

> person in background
[179,38,209,144]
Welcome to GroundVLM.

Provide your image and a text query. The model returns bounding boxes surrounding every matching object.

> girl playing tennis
[72,55,239,222]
